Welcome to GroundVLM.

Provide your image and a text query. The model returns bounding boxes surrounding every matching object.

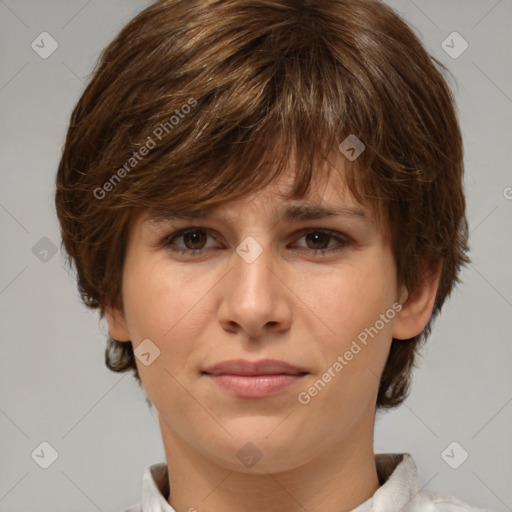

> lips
[202,359,309,398]
[202,358,308,376]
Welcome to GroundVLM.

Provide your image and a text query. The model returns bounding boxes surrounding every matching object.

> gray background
[1,0,511,511]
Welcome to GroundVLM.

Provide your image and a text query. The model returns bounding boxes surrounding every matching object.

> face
[106,161,431,474]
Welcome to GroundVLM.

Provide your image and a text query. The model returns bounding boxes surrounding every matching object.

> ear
[392,262,441,340]
[104,306,131,342]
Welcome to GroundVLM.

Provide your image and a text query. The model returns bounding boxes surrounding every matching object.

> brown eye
[164,228,214,253]
[163,227,348,258]
[304,231,331,250]
[182,229,208,250]
[292,229,349,256]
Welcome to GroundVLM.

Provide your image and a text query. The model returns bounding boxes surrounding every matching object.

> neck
[159,419,380,512]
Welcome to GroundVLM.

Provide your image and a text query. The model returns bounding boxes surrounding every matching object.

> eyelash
[161,227,349,257]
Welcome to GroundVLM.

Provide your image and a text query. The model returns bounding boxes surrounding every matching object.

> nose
[217,238,292,339]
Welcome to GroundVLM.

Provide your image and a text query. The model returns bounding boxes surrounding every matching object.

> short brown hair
[55,0,469,409]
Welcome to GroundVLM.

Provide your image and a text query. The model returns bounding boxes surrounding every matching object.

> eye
[162,227,349,257]
[292,229,349,255]
[164,228,217,253]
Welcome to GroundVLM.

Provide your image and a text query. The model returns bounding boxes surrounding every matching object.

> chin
[203,431,311,474]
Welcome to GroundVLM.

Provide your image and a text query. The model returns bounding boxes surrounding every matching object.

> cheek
[122,256,199,339]
[119,262,201,400]
[295,255,397,403]
[297,260,397,340]
[121,257,219,384]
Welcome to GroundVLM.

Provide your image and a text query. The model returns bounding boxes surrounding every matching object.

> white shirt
[122,453,494,512]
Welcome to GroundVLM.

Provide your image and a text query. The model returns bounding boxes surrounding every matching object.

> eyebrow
[147,203,370,225]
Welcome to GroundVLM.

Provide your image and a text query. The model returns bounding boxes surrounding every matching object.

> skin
[106,158,439,512]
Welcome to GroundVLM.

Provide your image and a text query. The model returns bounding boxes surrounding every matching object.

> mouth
[202,359,309,398]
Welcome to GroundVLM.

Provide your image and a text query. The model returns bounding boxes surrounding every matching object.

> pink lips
[202,359,308,398]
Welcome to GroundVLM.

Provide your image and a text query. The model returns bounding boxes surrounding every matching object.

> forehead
[144,159,374,225]
[127,150,387,240]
